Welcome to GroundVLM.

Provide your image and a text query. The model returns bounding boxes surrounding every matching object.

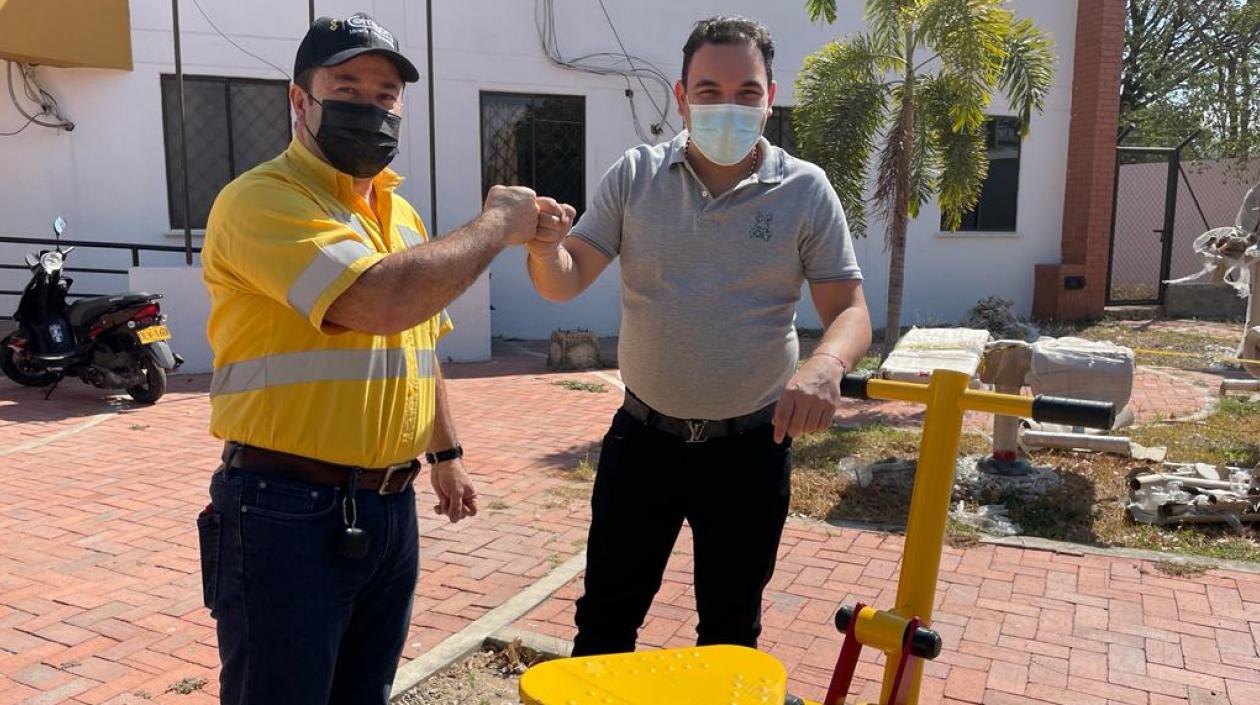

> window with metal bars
[764,106,796,156]
[480,92,586,218]
[161,75,292,230]
[948,116,1022,232]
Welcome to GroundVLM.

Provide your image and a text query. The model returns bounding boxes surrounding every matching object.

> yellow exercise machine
[520,370,1115,705]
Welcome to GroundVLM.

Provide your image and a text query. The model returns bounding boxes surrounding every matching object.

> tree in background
[795,0,1054,348]
[1123,0,1260,156]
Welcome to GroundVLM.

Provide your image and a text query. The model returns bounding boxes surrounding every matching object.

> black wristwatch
[425,445,463,465]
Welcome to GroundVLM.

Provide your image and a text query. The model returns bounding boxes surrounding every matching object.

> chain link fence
[1110,145,1259,305]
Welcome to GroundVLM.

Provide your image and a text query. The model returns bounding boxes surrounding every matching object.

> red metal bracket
[823,602,865,705]
[884,616,923,705]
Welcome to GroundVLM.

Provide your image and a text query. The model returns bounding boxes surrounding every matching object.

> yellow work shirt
[202,138,451,467]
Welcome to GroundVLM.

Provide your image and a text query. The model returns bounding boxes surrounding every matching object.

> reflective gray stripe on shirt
[416,347,435,378]
[287,239,375,319]
[398,225,425,248]
[329,211,371,240]
[210,347,434,397]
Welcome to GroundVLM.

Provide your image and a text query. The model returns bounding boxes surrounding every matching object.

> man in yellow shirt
[197,13,574,705]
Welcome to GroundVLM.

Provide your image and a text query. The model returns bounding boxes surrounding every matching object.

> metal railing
[0,236,201,320]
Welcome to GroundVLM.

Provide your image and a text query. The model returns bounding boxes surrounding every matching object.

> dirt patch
[395,642,547,705]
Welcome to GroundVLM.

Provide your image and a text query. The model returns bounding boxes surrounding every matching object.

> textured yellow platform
[519,645,821,705]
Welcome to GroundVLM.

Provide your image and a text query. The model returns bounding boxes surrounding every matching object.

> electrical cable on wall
[535,0,677,143]
[2,61,74,136]
[594,0,673,133]
[190,0,292,80]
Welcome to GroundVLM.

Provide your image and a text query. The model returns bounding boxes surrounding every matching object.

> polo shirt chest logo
[750,210,774,242]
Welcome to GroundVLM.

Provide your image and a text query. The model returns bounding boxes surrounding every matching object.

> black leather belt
[222,443,420,496]
[621,391,776,443]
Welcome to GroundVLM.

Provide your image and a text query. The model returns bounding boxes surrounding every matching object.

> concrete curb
[389,549,587,700]
[588,369,625,391]
[979,533,1260,574]
[484,626,574,661]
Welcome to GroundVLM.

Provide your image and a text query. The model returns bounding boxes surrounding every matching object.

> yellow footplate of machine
[520,645,807,705]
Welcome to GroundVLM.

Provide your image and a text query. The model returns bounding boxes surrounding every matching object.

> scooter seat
[67,292,157,329]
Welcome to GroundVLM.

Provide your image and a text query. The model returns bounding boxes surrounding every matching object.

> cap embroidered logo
[347,14,394,45]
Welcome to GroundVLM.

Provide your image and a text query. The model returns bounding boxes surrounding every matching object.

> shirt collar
[667,130,786,184]
[286,137,404,198]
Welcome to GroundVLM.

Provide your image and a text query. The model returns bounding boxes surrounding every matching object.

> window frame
[478,91,587,216]
[160,74,292,230]
[947,115,1023,234]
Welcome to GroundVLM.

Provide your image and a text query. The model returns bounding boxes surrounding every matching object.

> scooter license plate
[137,325,171,344]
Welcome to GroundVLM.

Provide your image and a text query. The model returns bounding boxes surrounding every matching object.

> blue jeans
[198,466,420,705]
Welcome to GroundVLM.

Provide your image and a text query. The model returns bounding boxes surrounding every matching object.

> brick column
[1032,0,1126,321]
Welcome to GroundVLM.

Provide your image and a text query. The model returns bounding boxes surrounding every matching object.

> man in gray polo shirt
[527,16,871,655]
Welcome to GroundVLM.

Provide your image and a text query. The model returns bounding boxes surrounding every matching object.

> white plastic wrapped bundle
[879,327,992,383]
[1027,337,1135,410]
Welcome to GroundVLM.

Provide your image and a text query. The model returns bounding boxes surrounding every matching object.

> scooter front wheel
[126,357,167,404]
[0,333,59,387]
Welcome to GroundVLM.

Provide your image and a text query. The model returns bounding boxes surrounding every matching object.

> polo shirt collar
[668,130,786,184]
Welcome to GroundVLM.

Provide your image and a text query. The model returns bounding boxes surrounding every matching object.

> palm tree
[797,0,1055,349]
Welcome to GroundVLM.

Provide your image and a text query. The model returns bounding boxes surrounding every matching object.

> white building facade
[0,0,1086,370]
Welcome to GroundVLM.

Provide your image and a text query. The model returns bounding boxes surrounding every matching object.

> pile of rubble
[963,296,1039,342]
[953,455,1062,503]
[1128,463,1259,528]
[849,455,1065,537]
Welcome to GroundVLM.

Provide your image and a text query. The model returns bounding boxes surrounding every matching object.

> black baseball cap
[294,13,419,84]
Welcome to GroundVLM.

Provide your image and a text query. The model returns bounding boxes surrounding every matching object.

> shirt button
[701,190,709,198]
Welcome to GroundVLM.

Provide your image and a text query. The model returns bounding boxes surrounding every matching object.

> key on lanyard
[337,469,371,560]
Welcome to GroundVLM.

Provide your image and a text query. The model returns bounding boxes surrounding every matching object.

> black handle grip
[834,605,942,660]
[1031,395,1116,430]
[839,373,872,400]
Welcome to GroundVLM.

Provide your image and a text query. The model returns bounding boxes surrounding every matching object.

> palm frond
[921,72,988,229]
[908,81,941,217]
[874,85,911,232]
[795,35,892,238]
[918,0,1010,130]
[804,0,838,24]
[865,0,918,50]
[999,16,1055,135]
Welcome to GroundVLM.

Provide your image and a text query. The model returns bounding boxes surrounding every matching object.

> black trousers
[572,407,792,656]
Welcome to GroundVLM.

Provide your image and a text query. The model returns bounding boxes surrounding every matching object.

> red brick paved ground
[0,352,1253,705]
[517,523,1260,704]
[0,363,620,705]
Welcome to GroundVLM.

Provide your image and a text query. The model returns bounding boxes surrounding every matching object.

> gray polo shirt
[572,131,863,421]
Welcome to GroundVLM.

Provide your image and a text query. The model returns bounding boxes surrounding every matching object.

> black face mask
[305,97,401,178]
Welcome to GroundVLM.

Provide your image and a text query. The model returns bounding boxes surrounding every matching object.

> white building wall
[442,0,1079,336]
[1,0,1079,350]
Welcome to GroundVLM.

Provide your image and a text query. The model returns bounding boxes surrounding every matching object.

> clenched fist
[483,185,540,246]
[529,197,577,262]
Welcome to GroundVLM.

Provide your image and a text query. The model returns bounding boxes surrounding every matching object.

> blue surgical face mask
[686,103,766,166]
